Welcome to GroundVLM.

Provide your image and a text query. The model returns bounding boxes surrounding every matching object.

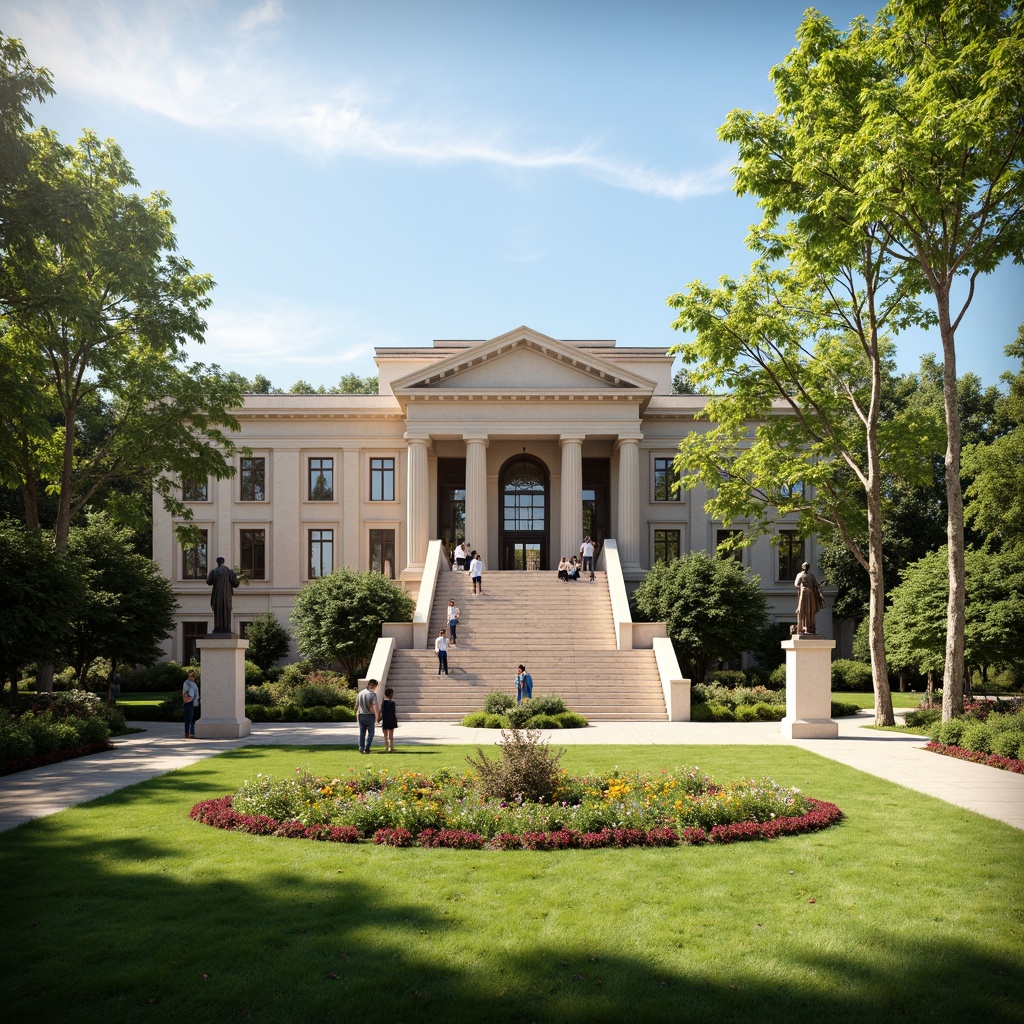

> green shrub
[483,691,515,714]
[707,670,748,689]
[526,714,561,729]
[959,722,991,754]
[690,702,736,722]
[505,702,534,729]
[466,727,565,803]
[735,705,759,722]
[121,661,195,693]
[831,701,861,718]
[692,682,732,707]
[990,731,1024,758]
[831,659,875,692]
[554,711,588,729]
[768,664,787,689]
[244,684,275,707]
[0,717,35,760]
[484,714,507,729]
[525,695,568,716]
[462,711,489,728]
[244,660,264,685]
[932,718,967,745]
[904,708,942,729]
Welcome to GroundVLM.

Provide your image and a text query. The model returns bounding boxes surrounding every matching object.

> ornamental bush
[831,659,874,692]
[483,691,515,714]
[466,728,565,803]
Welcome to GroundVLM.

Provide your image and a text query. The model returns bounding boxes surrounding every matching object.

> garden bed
[924,741,1024,775]
[1,739,114,778]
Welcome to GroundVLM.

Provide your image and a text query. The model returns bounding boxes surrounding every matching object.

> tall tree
[718,0,1023,719]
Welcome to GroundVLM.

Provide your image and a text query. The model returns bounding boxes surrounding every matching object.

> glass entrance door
[503,540,543,570]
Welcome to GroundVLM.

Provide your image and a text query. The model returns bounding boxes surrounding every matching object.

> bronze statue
[794,561,826,634]
[206,557,240,634]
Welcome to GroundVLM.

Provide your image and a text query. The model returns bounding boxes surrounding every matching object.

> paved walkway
[1,712,1022,833]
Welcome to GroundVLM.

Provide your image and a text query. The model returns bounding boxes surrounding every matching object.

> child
[381,687,398,753]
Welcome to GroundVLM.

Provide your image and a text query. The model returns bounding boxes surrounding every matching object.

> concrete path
[1,712,1022,833]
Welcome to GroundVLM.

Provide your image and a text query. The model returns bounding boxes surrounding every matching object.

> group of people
[452,540,484,594]
[557,535,596,583]
[355,679,399,754]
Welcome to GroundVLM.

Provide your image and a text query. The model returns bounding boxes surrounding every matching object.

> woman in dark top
[381,687,398,753]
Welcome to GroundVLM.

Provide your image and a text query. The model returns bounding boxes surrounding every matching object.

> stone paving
[1,711,1022,833]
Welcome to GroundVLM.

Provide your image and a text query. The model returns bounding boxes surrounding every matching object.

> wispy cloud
[7,0,729,200]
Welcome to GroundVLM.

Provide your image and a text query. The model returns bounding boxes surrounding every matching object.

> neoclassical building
[153,326,831,663]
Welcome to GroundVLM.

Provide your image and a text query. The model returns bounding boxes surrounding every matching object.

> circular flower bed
[189,766,844,849]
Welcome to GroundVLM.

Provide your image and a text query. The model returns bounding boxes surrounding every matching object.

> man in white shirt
[469,551,484,594]
[579,535,596,582]
[435,629,449,674]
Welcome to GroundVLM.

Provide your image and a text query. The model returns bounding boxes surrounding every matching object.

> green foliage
[0,688,114,760]
[465,728,565,803]
[243,660,264,685]
[461,711,489,728]
[707,670,749,689]
[830,701,861,718]
[119,660,193,693]
[768,664,787,689]
[290,568,414,678]
[831,659,875,693]
[554,712,588,729]
[483,691,515,715]
[633,552,770,682]
[904,708,941,730]
[526,714,561,729]
[243,612,291,671]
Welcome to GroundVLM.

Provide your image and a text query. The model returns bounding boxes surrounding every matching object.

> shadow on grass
[1,815,1021,1023]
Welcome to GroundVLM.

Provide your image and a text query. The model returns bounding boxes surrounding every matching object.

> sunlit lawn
[830,690,925,709]
[2,744,1021,1024]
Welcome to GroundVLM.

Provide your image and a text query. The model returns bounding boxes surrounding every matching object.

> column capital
[404,432,432,447]
[463,434,489,448]
[614,433,643,450]
[559,434,585,448]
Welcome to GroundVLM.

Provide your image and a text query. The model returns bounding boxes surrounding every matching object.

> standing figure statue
[794,561,826,635]
[207,556,240,634]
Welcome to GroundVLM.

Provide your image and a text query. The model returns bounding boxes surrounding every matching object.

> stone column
[194,636,251,739]
[405,435,430,571]
[464,436,489,566]
[615,436,641,569]
[780,637,838,738]
[559,435,584,560]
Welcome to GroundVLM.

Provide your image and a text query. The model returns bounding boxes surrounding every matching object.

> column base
[780,716,839,739]
[195,717,252,739]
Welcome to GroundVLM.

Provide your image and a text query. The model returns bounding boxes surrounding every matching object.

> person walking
[435,629,450,675]
[356,679,381,754]
[515,664,533,704]
[469,551,484,594]
[181,669,200,739]
[454,540,470,571]
[447,598,460,645]
[380,687,398,753]
[580,535,596,582]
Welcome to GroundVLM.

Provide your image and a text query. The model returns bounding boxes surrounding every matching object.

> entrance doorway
[436,458,466,562]
[499,454,549,569]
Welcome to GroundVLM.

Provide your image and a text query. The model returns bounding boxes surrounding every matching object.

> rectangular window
[370,457,395,501]
[370,529,396,579]
[716,528,743,561]
[308,458,334,501]
[653,457,681,501]
[309,529,334,578]
[240,457,266,501]
[653,529,681,564]
[181,530,208,580]
[240,528,266,580]
[182,621,207,664]
[182,478,208,502]
[778,530,805,581]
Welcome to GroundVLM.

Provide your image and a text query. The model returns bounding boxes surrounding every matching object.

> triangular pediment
[391,327,657,395]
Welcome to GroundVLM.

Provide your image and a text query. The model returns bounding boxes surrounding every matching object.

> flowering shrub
[193,759,844,849]
[925,742,1024,775]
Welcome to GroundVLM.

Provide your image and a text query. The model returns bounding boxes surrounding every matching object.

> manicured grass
[3,744,1022,1023]
[116,691,173,707]
[830,690,926,709]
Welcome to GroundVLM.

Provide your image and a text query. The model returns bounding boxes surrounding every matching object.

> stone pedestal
[780,637,838,739]
[195,636,251,739]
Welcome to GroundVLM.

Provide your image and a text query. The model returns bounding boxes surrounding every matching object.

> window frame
[369,457,396,502]
[239,527,267,580]
[181,529,209,580]
[308,528,334,579]
[182,478,209,502]
[307,457,335,501]
[239,456,267,502]
[653,527,681,565]
[777,529,805,582]
[653,456,681,502]
[369,528,396,579]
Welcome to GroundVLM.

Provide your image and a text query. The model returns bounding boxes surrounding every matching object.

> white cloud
[5,0,730,201]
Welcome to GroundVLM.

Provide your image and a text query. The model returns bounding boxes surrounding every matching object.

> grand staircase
[383,570,667,721]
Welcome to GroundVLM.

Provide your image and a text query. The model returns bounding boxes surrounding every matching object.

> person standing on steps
[469,550,484,594]
[580,535,596,582]
[515,664,533,704]
[447,598,460,645]
[435,629,449,675]
[454,539,469,571]
[356,679,381,754]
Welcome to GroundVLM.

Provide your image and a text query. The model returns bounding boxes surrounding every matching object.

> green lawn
[3,744,1021,1024]
[830,690,927,709]
[115,691,172,707]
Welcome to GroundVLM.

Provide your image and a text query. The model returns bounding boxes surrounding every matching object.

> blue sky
[5,0,1020,389]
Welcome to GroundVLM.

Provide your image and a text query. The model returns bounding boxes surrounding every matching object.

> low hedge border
[1,739,114,778]
[925,741,1024,775]
[189,795,844,849]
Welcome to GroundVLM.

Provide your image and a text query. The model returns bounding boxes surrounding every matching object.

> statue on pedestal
[206,557,240,634]
[794,562,826,635]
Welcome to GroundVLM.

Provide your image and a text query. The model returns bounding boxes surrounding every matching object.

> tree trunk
[899,669,908,693]
[938,304,966,721]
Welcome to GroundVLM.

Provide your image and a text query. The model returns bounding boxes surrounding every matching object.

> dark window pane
[240,529,266,579]
[778,531,805,580]
[240,457,266,501]
[654,457,681,501]
[182,530,208,579]
[309,529,333,578]
[370,458,395,501]
[308,458,334,501]
[183,478,208,501]
[370,529,395,578]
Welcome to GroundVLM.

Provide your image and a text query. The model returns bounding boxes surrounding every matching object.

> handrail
[412,539,448,649]
[602,539,633,651]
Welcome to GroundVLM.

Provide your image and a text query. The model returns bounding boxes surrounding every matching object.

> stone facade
[153,326,832,663]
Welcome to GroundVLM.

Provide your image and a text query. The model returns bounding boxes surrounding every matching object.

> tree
[965,330,1024,551]
[244,612,292,672]
[337,372,378,394]
[632,552,770,683]
[0,519,79,706]
[291,568,414,680]
[885,546,1024,690]
[63,515,177,698]
[669,261,939,724]
[720,1,1024,719]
